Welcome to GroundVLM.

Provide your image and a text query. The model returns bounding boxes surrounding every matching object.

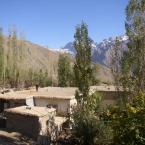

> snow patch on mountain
[61,35,128,67]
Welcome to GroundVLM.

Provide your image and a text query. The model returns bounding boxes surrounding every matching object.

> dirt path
[0,130,36,145]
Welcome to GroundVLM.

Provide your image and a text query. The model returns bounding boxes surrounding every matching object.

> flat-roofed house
[0,86,123,116]
[25,87,77,116]
[0,87,77,117]
[5,106,67,140]
[90,85,123,106]
[0,92,30,112]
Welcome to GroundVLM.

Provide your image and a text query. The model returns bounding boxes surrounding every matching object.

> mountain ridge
[62,35,128,67]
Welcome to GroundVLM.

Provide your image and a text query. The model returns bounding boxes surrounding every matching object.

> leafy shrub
[71,92,112,145]
[102,92,145,145]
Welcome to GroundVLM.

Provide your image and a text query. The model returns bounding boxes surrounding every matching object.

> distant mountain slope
[17,39,113,83]
[3,37,60,82]
[3,36,116,84]
[95,63,113,83]
[62,35,128,67]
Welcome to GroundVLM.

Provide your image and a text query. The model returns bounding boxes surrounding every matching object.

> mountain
[3,35,119,85]
[3,37,60,84]
[15,39,113,84]
[62,35,128,67]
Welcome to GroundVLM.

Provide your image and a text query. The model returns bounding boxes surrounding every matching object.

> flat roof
[0,86,122,100]
[5,106,56,117]
[0,92,31,100]
[90,86,123,92]
[18,87,77,100]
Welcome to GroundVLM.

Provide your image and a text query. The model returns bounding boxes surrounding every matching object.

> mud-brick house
[5,106,66,140]
[90,86,124,106]
[33,95,77,116]
[28,87,77,116]
[0,93,30,112]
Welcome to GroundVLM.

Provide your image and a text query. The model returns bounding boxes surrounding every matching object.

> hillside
[2,36,60,86]
[1,35,114,86]
[17,40,113,84]
[94,63,113,83]
[16,40,59,78]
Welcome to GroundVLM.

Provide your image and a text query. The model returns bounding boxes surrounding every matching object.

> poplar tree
[11,27,19,88]
[74,22,92,103]
[7,30,13,86]
[121,0,145,95]
[0,28,4,86]
[110,37,123,89]
[58,53,72,87]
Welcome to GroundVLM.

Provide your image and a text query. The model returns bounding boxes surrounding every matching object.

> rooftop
[0,92,31,100]
[17,87,77,100]
[0,86,122,100]
[90,85,123,92]
[5,106,56,117]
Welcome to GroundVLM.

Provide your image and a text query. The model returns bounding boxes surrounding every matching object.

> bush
[71,92,112,145]
[102,92,145,145]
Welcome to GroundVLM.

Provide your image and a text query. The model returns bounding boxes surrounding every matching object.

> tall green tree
[103,1,145,144]
[58,53,72,87]
[74,22,92,102]
[110,37,123,89]
[0,28,4,86]
[11,27,19,88]
[121,0,145,95]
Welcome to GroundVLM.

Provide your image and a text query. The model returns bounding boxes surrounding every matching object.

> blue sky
[0,0,129,49]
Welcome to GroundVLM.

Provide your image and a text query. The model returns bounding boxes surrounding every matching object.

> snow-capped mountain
[62,35,128,67]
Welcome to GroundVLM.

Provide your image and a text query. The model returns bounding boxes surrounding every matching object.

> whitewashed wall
[34,98,71,116]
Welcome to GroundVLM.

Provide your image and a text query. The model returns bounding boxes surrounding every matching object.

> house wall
[9,99,26,108]
[99,91,123,107]
[0,99,26,112]
[5,112,40,139]
[39,110,56,135]
[0,99,4,112]
[100,91,123,100]
[34,98,70,116]
[39,115,49,135]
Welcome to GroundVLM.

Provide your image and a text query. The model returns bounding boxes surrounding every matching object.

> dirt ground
[0,130,36,145]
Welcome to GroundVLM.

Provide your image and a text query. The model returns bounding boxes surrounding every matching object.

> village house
[5,106,67,141]
[0,86,122,115]
[0,86,123,141]
[90,85,123,106]
[21,87,77,116]
[0,92,29,113]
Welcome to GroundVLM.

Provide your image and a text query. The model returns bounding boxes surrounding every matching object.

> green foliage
[0,26,56,89]
[58,53,73,87]
[121,0,145,95]
[74,22,92,102]
[45,78,53,86]
[102,92,145,145]
[72,92,111,145]
[0,27,4,86]
[110,37,122,88]
[91,64,101,85]
[105,2,145,143]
